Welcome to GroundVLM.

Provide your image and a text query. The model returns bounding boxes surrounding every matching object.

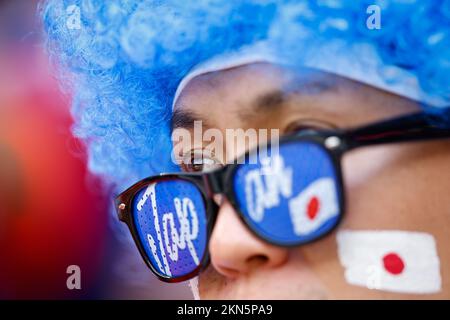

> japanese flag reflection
[288,178,339,236]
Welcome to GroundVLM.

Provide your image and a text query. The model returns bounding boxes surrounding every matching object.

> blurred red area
[0,1,110,299]
[0,92,110,299]
[0,0,192,299]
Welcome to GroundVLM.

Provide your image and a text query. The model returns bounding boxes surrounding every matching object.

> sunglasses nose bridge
[203,170,225,198]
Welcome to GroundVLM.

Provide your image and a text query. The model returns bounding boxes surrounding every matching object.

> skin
[172,62,450,299]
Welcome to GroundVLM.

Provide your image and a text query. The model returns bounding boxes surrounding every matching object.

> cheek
[340,145,408,229]
[341,141,450,231]
[341,144,431,229]
[342,145,397,189]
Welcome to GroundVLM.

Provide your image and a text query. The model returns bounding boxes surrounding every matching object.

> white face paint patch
[336,230,441,294]
[189,276,200,300]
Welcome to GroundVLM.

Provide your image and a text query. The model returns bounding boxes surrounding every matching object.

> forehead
[173,63,335,127]
[172,62,418,131]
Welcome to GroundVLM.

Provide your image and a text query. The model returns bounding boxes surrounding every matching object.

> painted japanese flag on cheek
[288,178,339,236]
[337,230,442,294]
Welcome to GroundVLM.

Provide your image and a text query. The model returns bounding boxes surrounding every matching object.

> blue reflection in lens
[132,179,207,278]
[233,141,341,245]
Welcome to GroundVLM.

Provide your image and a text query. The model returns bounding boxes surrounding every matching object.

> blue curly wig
[41,0,450,192]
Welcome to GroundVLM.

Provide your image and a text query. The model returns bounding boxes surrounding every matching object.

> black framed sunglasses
[115,111,450,283]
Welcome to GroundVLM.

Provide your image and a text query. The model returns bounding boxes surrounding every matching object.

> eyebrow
[171,108,213,131]
[241,78,336,121]
[252,89,288,111]
[256,78,336,109]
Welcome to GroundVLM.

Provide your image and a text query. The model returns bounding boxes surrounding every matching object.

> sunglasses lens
[131,178,208,279]
[233,141,342,245]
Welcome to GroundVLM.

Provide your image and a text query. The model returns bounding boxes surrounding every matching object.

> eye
[180,149,223,173]
[284,118,337,134]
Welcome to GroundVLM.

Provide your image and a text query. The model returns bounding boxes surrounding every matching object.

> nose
[208,197,289,279]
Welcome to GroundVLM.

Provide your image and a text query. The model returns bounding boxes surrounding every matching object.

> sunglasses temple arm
[342,112,450,150]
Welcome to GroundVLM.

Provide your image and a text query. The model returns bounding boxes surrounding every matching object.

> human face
[172,63,450,299]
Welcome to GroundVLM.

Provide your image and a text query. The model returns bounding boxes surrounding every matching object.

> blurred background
[0,0,191,299]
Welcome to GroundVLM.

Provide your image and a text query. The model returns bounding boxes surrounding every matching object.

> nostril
[246,254,269,267]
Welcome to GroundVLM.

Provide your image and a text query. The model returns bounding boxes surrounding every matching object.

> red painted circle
[307,196,320,220]
[382,253,405,275]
